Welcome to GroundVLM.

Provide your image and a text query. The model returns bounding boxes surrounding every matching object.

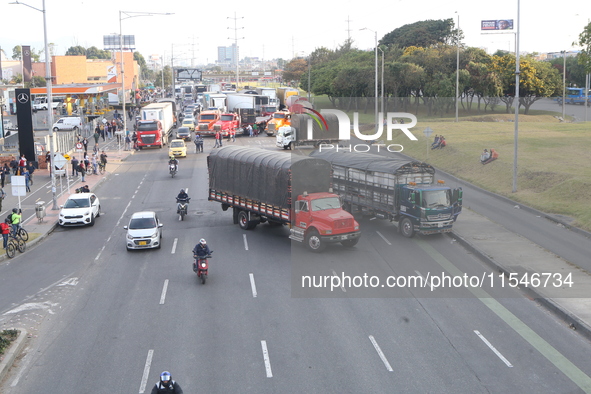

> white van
[52,117,82,132]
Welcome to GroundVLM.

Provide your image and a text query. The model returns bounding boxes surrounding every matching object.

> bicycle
[99,162,106,174]
[11,226,28,242]
[5,234,26,258]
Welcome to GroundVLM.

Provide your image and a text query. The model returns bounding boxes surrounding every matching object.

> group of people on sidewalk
[70,151,108,181]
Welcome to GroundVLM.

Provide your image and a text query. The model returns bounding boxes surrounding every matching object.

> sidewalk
[451,208,591,341]
[0,147,133,263]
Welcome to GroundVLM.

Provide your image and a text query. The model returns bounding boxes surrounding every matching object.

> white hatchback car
[124,211,163,250]
[58,193,100,227]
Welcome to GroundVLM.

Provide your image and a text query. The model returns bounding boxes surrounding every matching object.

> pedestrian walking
[94,128,100,144]
[1,164,9,187]
[230,128,236,142]
[214,131,223,148]
[125,134,131,151]
[248,124,253,137]
[100,124,105,141]
[9,156,18,175]
[132,132,139,151]
[91,154,98,175]
[24,169,31,192]
[78,163,86,182]
[83,137,88,153]
[100,150,108,172]
[18,155,27,175]
[252,123,258,137]
[71,156,79,176]
[26,162,35,185]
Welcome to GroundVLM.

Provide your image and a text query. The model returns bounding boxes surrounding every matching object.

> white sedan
[58,193,101,227]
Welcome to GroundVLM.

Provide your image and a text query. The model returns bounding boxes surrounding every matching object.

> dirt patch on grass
[518,170,567,193]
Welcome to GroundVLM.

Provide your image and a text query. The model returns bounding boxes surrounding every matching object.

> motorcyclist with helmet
[151,371,183,394]
[176,189,190,214]
[168,155,179,172]
[192,238,212,270]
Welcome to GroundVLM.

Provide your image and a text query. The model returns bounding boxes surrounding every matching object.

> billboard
[103,35,136,50]
[177,68,202,81]
[481,19,514,30]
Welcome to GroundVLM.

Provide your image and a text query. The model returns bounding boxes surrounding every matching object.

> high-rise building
[217,43,239,65]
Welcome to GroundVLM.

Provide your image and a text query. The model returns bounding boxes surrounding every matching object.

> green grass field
[381,114,591,231]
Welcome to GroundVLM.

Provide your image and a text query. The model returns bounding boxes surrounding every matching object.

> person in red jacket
[1,218,11,249]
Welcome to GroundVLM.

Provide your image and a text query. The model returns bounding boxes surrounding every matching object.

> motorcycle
[169,163,177,178]
[177,198,190,221]
[193,252,212,284]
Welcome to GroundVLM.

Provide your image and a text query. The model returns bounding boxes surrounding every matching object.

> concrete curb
[0,329,28,384]
[0,171,111,264]
[448,230,591,342]
[396,152,591,240]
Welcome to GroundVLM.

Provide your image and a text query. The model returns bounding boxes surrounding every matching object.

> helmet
[160,371,171,384]
[180,189,185,193]
[12,208,17,213]
[200,238,206,244]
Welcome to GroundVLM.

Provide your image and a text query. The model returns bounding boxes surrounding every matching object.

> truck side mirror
[452,188,463,205]
[294,200,301,213]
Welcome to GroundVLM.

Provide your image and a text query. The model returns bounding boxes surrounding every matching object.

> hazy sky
[1,0,589,66]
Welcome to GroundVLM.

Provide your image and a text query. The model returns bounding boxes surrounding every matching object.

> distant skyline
[1,0,589,67]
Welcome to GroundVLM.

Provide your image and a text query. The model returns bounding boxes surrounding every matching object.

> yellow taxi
[181,118,195,132]
[168,139,187,158]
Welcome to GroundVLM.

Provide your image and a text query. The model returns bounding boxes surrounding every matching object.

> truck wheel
[238,211,253,230]
[305,229,325,252]
[400,218,415,238]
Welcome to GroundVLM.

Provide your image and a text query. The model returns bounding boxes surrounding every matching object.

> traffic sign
[53,154,67,169]
[76,142,83,150]
[63,154,71,160]
[423,127,434,138]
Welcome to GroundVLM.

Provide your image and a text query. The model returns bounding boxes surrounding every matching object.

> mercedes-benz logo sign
[17,93,29,104]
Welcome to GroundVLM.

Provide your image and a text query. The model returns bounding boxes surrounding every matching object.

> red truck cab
[213,113,240,137]
[293,192,360,251]
[135,120,166,148]
[197,109,221,136]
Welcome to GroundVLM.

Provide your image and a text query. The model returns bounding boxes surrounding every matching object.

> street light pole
[10,0,58,209]
[455,12,460,122]
[361,28,379,128]
[119,11,173,134]
[562,50,566,120]
[513,0,520,193]
[378,47,384,117]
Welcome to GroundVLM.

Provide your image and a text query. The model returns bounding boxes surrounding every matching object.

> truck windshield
[200,114,216,120]
[137,122,158,131]
[422,190,450,208]
[311,197,341,211]
[221,115,234,121]
[273,113,285,119]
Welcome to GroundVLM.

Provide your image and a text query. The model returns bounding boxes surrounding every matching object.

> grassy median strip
[382,114,591,231]
[0,330,18,356]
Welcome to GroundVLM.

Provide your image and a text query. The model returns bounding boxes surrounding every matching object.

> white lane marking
[243,234,249,250]
[376,231,392,245]
[249,273,258,298]
[369,335,393,371]
[10,352,32,386]
[261,340,273,378]
[138,349,154,393]
[95,245,106,261]
[171,238,178,254]
[474,330,513,367]
[332,270,347,292]
[160,280,169,305]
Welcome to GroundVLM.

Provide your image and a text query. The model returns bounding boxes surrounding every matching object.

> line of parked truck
[208,146,463,252]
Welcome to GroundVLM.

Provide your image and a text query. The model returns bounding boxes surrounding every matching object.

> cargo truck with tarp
[309,150,463,238]
[208,146,361,252]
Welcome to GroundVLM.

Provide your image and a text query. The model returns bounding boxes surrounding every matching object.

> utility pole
[227,12,244,89]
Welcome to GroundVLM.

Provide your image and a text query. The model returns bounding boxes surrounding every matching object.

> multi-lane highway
[1,136,591,393]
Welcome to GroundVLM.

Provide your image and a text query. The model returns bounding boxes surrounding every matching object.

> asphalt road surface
[1,136,591,393]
